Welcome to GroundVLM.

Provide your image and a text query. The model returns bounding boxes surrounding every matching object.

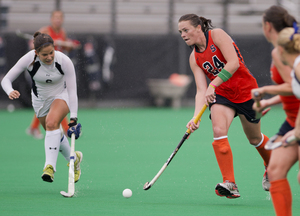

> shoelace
[224,180,237,190]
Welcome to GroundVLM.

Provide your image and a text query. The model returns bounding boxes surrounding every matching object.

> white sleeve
[61,54,78,119]
[1,51,33,96]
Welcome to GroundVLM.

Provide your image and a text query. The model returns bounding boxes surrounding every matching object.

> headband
[290,22,299,40]
[37,42,53,50]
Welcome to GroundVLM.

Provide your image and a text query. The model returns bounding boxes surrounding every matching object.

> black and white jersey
[292,55,300,99]
[1,50,78,118]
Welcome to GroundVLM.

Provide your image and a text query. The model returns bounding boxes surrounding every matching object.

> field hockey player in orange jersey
[178,14,271,199]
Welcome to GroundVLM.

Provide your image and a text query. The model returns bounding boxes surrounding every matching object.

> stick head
[265,134,296,150]
[60,191,74,198]
[143,182,152,190]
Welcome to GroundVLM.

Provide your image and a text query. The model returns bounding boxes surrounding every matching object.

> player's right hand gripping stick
[67,121,82,139]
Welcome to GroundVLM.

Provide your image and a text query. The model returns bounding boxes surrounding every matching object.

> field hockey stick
[16,29,33,40]
[262,107,271,117]
[60,133,76,197]
[143,104,207,190]
[253,91,271,118]
[265,135,297,150]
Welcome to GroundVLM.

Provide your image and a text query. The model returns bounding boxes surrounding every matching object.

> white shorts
[32,88,70,118]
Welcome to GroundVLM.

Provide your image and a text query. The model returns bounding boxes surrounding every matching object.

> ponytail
[278,27,300,53]
[199,16,213,32]
[263,5,296,32]
[179,14,213,32]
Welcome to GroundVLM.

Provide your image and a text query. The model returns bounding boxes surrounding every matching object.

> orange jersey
[47,26,66,52]
[270,64,299,127]
[194,30,258,103]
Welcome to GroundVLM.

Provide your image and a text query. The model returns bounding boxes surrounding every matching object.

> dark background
[0,33,273,107]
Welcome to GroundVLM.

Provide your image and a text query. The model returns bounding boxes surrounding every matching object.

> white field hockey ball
[122,189,132,198]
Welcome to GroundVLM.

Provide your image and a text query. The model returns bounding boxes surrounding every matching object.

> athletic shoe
[67,151,83,183]
[41,165,54,182]
[26,127,44,139]
[74,151,83,183]
[262,167,270,191]
[215,180,240,199]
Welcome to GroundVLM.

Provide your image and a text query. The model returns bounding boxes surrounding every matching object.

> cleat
[41,165,54,182]
[26,127,44,139]
[68,151,83,183]
[262,167,270,191]
[215,180,240,199]
[74,151,83,183]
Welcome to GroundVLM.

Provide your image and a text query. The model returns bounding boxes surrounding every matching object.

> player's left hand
[205,87,216,105]
[67,122,82,139]
[251,88,265,100]
[186,118,200,133]
[281,130,299,147]
[252,99,268,113]
[8,90,20,100]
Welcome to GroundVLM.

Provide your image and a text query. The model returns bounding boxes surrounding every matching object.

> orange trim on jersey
[194,30,258,103]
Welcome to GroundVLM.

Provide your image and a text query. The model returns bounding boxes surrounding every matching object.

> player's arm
[210,28,240,88]
[252,83,293,96]
[58,28,73,51]
[62,54,78,119]
[187,50,207,132]
[251,47,293,111]
[57,28,80,51]
[252,95,281,113]
[62,54,82,138]
[1,52,32,99]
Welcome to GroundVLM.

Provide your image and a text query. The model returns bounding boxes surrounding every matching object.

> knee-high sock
[212,136,235,183]
[44,129,61,172]
[254,134,271,166]
[59,135,72,162]
[270,178,292,216]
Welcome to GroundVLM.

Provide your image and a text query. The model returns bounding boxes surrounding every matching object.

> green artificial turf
[0,106,299,215]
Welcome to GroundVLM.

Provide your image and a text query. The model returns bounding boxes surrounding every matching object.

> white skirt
[31,88,70,118]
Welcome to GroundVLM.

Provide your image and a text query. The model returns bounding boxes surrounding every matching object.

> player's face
[262,20,271,42]
[51,11,64,29]
[36,45,55,65]
[178,21,199,46]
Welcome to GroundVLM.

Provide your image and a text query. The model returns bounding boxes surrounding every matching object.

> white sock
[59,135,75,162]
[254,133,264,148]
[44,129,61,172]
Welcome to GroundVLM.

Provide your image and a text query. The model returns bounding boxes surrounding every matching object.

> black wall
[0,33,273,107]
